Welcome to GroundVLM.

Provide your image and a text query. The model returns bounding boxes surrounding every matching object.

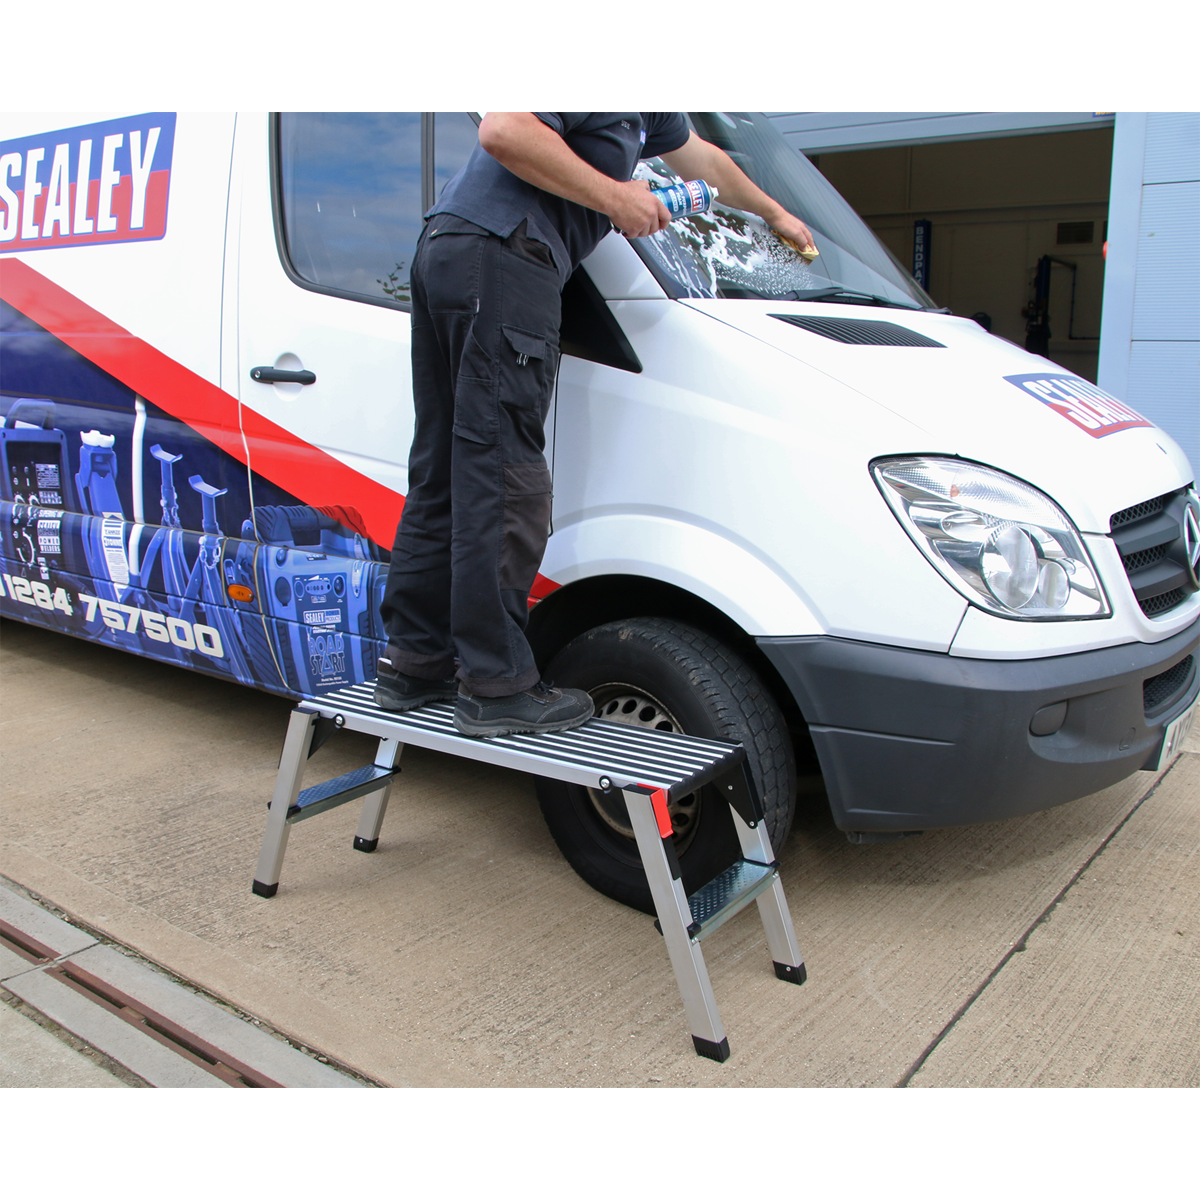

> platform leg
[730,807,806,983]
[622,788,729,1062]
[353,738,404,852]
[252,708,319,897]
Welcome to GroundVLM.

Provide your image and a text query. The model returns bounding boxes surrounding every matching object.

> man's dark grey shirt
[427,112,690,282]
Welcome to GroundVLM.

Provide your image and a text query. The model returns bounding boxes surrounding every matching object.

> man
[376,112,815,737]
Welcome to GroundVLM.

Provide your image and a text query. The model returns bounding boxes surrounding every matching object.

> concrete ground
[2,616,1197,1087]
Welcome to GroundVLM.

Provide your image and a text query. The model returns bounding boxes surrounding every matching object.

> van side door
[228,111,476,696]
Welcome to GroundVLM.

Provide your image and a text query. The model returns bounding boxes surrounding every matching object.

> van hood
[683,299,1195,533]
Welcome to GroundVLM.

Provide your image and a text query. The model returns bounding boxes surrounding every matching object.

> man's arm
[479,112,672,238]
[660,131,816,252]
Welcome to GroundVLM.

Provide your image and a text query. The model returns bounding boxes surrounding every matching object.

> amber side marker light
[227,584,254,603]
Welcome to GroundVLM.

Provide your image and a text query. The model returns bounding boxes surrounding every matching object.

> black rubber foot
[774,960,807,985]
[653,917,701,939]
[352,836,379,853]
[251,880,278,899]
[692,1035,731,1062]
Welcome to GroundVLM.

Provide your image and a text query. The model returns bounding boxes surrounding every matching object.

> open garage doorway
[810,127,1114,383]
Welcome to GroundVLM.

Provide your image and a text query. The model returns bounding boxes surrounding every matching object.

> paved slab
[5,966,226,1087]
[2,616,1197,1086]
[0,881,363,1087]
[0,882,97,957]
[0,943,35,980]
[64,943,363,1087]
[0,1001,129,1087]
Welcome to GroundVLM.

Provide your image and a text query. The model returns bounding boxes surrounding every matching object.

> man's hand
[769,212,818,256]
[608,179,672,238]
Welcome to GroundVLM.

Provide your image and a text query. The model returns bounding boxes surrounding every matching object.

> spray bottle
[651,179,719,220]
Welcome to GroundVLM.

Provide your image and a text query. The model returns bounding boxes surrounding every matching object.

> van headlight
[873,457,1110,620]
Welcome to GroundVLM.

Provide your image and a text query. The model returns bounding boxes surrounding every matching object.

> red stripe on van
[528,573,560,602]
[0,258,404,545]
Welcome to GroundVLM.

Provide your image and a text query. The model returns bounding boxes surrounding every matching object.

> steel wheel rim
[585,686,702,855]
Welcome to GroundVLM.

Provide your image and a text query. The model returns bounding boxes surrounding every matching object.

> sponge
[774,231,820,262]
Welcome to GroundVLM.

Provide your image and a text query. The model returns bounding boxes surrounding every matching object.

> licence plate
[1145,700,1196,772]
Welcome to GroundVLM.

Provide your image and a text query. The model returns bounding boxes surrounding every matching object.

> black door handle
[250,366,316,384]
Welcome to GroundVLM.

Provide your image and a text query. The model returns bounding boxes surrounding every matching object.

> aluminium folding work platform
[252,683,806,1062]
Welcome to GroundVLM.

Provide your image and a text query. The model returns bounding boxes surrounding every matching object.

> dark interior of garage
[811,127,1114,383]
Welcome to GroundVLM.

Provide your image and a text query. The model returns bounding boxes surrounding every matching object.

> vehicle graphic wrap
[1,114,176,253]
[0,260,406,545]
[0,416,362,691]
[1004,373,1153,439]
[1,260,558,697]
[1,386,391,695]
[0,273,392,698]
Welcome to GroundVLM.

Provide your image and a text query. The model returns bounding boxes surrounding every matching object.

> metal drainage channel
[0,919,283,1088]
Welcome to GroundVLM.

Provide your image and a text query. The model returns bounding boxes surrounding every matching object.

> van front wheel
[534,618,796,913]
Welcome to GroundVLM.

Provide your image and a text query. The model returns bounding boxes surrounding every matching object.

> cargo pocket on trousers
[499,462,553,592]
[500,325,558,415]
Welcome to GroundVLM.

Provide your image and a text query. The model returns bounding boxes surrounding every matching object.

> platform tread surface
[688,859,778,937]
[302,683,743,798]
[293,764,395,811]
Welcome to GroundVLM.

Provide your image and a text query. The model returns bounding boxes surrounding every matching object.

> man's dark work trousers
[380,219,562,697]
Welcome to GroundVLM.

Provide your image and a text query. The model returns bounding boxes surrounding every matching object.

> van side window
[276,113,422,308]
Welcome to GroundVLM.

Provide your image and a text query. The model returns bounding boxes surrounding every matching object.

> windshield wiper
[774,287,924,310]
[721,283,925,309]
[715,283,929,310]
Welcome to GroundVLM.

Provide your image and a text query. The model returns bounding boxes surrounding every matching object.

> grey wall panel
[1128,341,1200,482]
[1143,113,1200,184]
[1099,113,1148,406]
[1131,182,1200,342]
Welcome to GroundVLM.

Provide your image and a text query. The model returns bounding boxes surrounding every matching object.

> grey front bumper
[758,621,1199,833]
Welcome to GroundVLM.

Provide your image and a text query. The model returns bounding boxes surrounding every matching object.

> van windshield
[632,112,935,310]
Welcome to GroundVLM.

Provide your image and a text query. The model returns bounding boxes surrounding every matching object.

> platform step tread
[287,764,396,822]
[688,859,778,941]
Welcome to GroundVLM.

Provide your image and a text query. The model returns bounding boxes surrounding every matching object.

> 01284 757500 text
[1,573,224,657]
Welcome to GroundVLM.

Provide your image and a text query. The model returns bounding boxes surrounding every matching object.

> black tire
[535,618,796,913]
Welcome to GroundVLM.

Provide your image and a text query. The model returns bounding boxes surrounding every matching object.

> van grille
[768,314,946,348]
[1109,487,1198,618]
[1111,494,1168,530]
[1142,589,1186,617]
[1143,655,1195,714]
[1122,543,1168,573]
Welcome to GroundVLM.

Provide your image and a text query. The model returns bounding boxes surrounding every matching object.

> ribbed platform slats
[300,684,743,800]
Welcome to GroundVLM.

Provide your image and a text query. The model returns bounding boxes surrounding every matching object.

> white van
[3,111,1197,911]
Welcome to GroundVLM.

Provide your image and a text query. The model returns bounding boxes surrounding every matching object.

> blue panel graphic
[1,302,389,700]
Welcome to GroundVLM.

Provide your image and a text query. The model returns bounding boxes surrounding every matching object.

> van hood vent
[769,314,946,348]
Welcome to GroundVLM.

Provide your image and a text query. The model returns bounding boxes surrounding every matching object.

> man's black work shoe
[452,681,595,738]
[374,659,458,712]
